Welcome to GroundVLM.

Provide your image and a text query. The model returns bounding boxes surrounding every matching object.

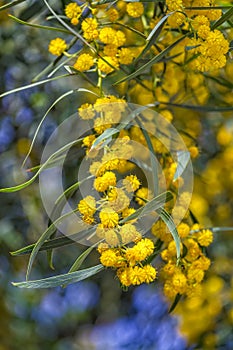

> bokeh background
[1,1,233,349]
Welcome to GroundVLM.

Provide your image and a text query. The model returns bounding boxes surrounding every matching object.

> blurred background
[0,1,233,349]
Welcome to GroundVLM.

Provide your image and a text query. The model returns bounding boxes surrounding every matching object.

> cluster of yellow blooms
[99,238,157,287]
[154,222,213,298]
[45,0,231,299]
[48,0,230,77]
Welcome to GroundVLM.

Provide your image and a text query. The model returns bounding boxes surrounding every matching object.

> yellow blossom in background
[126,2,144,18]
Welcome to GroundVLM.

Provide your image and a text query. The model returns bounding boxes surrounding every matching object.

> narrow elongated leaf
[12,265,104,288]
[121,191,173,224]
[0,74,71,99]
[173,151,191,181]
[26,209,79,280]
[169,293,182,313]
[0,138,82,193]
[91,128,118,150]
[0,0,25,11]
[211,6,233,30]
[135,117,158,195]
[159,208,181,260]
[9,15,71,34]
[135,12,174,63]
[113,35,187,85]
[11,226,96,256]
[68,246,95,273]
[22,89,76,167]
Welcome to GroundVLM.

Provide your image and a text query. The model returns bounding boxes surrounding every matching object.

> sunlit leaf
[9,15,71,34]
[13,265,104,288]
[121,191,173,224]
[211,6,233,30]
[159,208,181,260]
[173,151,191,181]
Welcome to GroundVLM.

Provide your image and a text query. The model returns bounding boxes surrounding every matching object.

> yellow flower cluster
[99,238,157,287]
[190,30,229,71]
[65,2,82,25]
[160,224,213,299]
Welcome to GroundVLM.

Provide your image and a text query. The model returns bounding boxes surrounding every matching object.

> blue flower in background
[15,106,33,125]
[0,116,15,152]
[32,281,100,326]
[89,284,190,350]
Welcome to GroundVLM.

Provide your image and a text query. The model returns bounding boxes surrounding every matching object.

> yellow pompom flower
[126,2,144,18]
[125,238,154,265]
[82,18,99,41]
[172,271,187,294]
[113,30,126,47]
[189,146,199,159]
[107,8,119,22]
[177,222,190,239]
[104,229,119,246]
[82,135,96,149]
[187,268,204,283]
[196,229,213,247]
[100,249,120,267]
[94,171,117,192]
[78,103,95,120]
[121,207,136,219]
[103,44,118,57]
[73,53,94,72]
[135,187,152,205]
[97,56,119,74]
[123,175,140,192]
[120,223,141,244]
[65,2,81,24]
[141,265,157,283]
[48,38,67,56]
[78,196,96,216]
[99,208,119,228]
[118,48,134,65]
[117,267,132,287]
[99,27,116,44]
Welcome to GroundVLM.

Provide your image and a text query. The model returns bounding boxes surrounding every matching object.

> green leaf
[169,293,182,313]
[8,15,71,34]
[135,116,158,195]
[68,246,95,273]
[0,74,71,99]
[159,208,181,261]
[121,191,173,224]
[173,151,191,181]
[11,226,97,256]
[135,12,174,63]
[12,265,104,288]
[211,6,233,30]
[26,209,79,280]
[22,89,76,167]
[113,34,188,85]
[0,138,82,193]
[0,0,25,11]
[91,128,119,151]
